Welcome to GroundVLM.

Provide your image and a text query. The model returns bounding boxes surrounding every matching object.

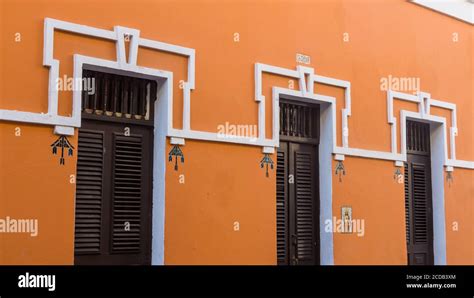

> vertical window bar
[131,78,139,118]
[103,74,110,115]
[308,107,312,138]
[114,76,122,117]
[279,102,283,135]
[426,124,429,151]
[290,105,294,136]
[126,78,133,118]
[415,123,420,151]
[122,78,129,117]
[109,76,116,114]
[305,106,308,137]
[303,106,306,137]
[300,106,304,137]
[94,73,103,115]
[293,105,297,136]
[136,80,145,119]
[423,124,426,152]
[297,106,301,137]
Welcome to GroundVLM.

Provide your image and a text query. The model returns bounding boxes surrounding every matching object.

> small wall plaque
[341,206,352,234]
[296,53,311,65]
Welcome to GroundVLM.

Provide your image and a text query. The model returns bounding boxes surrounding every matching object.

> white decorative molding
[255,63,351,150]
[0,18,195,137]
[0,18,471,169]
[388,89,473,170]
[0,18,273,152]
[256,63,473,170]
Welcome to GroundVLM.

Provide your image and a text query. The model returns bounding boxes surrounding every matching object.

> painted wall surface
[0,0,472,264]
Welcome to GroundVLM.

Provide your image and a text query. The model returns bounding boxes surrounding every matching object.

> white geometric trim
[256,63,473,170]
[0,18,471,170]
[388,89,473,170]
[254,63,351,149]
[0,18,195,136]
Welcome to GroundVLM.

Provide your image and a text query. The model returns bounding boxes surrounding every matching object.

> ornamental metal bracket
[51,135,74,165]
[394,168,401,179]
[446,171,453,187]
[335,160,346,182]
[394,167,403,183]
[260,153,274,177]
[168,144,184,171]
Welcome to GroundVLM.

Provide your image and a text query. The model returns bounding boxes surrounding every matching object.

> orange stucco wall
[0,0,472,265]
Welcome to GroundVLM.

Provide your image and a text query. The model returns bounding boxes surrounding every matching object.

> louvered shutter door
[277,99,320,266]
[75,130,105,255]
[293,143,318,265]
[405,160,433,265]
[404,163,411,245]
[112,134,143,253]
[412,164,429,244]
[405,120,433,265]
[74,120,152,265]
[276,144,289,265]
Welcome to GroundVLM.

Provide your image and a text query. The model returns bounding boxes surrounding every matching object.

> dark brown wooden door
[404,120,434,265]
[277,100,319,266]
[74,119,153,265]
[277,142,319,265]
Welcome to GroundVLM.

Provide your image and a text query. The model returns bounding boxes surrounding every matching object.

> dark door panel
[404,120,434,265]
[74,119,153,265]
[276,143,289,265]
[277,99,320,266]
[291,142,319,265]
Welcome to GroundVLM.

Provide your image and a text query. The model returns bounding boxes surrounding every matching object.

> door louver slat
[405,120,433,265]
[412,164,428,244]
[112,134,143,252]
[404,163,410,244]
[276,149,288,264]
[74,130,104,254]
[295,151,315,261]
